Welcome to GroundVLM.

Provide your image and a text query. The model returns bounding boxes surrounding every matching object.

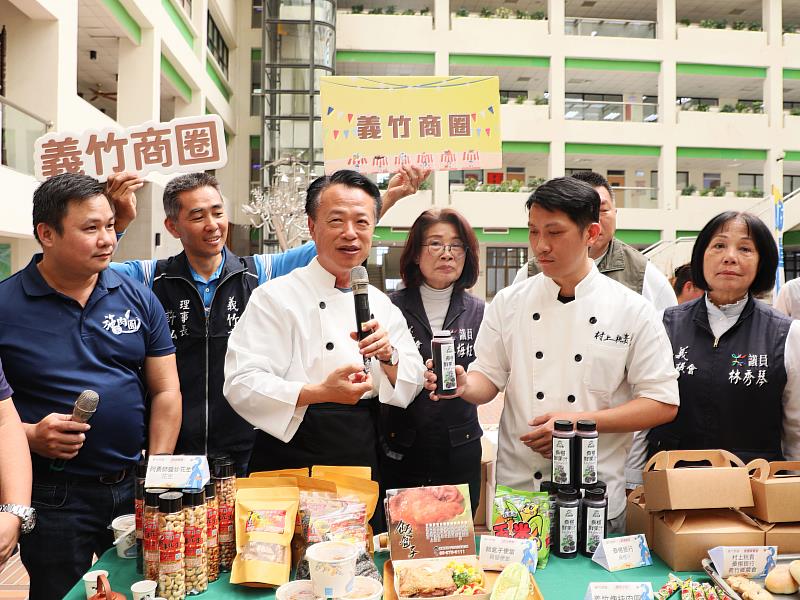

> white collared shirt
[223,258,424,443]
[471,264,679,519]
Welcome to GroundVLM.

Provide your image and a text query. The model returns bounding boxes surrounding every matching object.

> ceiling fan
[88,84,117,102]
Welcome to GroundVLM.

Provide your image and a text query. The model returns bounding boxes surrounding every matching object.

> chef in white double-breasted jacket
[425,177,680,531]
[224,170,425,481]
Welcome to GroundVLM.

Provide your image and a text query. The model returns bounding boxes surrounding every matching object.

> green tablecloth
[65,540,706,600]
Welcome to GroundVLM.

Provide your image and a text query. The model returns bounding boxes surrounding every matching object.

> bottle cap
[158,491,183,514]
[181,488,205,507]
[554,420,574,432]
[539,481,557,494]
[557,487,579,501]
[145,488,169,506]
[213,458,235,479]
[209,455,232,477]
[576,420,597,432]
[135,457,148,479]
[584,488,606,502]
[204,481,216,499]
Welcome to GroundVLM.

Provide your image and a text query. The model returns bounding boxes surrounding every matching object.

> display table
[65,539,705,599]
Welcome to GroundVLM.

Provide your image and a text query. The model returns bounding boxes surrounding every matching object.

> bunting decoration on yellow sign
[321,76,502,174]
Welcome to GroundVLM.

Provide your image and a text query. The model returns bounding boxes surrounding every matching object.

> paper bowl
[344,576,383,600]
[111,514,136,559]
[306,541,359,598]
[276,579,317,600]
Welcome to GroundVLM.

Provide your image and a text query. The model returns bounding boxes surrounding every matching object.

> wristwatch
[379,346,399,366]
[0,504,37,534]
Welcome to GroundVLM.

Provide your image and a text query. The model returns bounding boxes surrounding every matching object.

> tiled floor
[0,554,29,600]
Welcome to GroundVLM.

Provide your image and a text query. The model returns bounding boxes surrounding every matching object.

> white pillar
[117,28,160,125]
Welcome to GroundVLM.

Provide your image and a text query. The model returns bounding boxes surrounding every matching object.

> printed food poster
[321,76,501,174]
[386,485,476,561]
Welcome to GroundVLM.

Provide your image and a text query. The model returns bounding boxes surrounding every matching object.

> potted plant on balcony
[735,101,750,113]
[385,5,396,14]
[785,23,798,34]
[678,18,691,26]
[403,9,414,15]
[495,7,512,18]
[464,178,480,192]
[750,101,763,113]
[351,4,363,13]
[530,11,546,20]
[368,7,383,14]
[713,186,727,197]
[749,189,763,198]
[420,7,430,15]
[791,107,800,116]
[534,96,548,105]
[694,103,710,112]
[681,184,697,196]
[456,8,469,17]
[480,7,493,18]
[720,104,736,113]
[748,22,762,31]
[515,95,525,104]
[732,21,747,30]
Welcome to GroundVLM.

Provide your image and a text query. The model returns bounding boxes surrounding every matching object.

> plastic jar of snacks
[144,488,167,582]
[205,481,220,582]
[182,488,207,595]
[158,491,185,600]
[214,459,236,572]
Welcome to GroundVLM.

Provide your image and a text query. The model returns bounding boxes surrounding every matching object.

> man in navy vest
[108,167,427,474]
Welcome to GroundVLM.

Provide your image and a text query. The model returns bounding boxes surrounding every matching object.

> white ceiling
[502,152,549,169]
[77,0,126,119]
[676,157,764,172]
[677,73,763,100]
[450,64,549,92]
[565,0,656,21]
[565,68,658,96]
[566,153,659,172]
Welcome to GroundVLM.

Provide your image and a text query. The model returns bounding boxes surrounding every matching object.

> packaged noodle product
[491,485,550,569]
[230,486,299,587]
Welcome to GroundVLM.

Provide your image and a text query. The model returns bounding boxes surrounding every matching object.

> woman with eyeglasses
[380,208,484,514]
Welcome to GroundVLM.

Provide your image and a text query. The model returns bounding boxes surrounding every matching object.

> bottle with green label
[579,487,607,557]
[551,420,574,486]
[553,487,579,559]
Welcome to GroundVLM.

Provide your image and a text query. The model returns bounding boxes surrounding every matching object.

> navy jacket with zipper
[151,250,259,456]
[648,295,791,463]
[382,286,484,459]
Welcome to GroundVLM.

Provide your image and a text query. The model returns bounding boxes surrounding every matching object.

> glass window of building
[785,175,800,196]
[252,0,263,28]
[506,167,526,182]
[486,247,528,300]
[207,13,229,77]
[703,173,721,189]
[738,173,763,192]
[676,171,689,189]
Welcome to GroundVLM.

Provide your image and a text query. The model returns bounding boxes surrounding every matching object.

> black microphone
[350,266,372,372]
[50,390,99,471]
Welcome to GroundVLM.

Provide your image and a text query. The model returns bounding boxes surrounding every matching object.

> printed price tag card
[584,582,653,600]
[144,455,210,490]
[708,546,778,578]
[479,535,538,574]
[591,534,652,572]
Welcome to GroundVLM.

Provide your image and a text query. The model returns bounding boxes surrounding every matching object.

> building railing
[0,95,51,176]
[565,16,656,39]
[565,99,658,123]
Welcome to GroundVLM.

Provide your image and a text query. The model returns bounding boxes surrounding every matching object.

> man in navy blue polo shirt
[0,173,181,600]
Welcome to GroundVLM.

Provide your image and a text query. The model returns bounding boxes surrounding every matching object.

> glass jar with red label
[144,488,167,582]
[205,481,219,582]
[182,488,207,595]
[158,491,185,600]
[135,458,147,574]
[214,459,236,572]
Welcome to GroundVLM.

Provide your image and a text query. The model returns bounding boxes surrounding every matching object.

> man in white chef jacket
[426,177,679,531]
[224,169,424,484]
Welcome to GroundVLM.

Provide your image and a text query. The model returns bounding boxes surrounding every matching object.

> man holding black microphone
[223,169,424,483]
[0,173,181,600]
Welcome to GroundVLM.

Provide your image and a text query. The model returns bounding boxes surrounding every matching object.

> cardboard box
[744,459,800,523]
[625,486,655,541]
[474,437,497,527]
[651,509,766,572]
[642,450,754,512]
[762,521,800,553]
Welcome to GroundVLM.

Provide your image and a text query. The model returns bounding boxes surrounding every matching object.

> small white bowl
[344,576,383,600]
[276,579,316,600]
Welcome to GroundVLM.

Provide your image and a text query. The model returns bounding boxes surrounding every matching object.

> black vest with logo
[151,251,259,456]
[648,296,791,463]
